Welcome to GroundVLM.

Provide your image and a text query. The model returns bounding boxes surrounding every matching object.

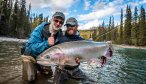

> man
[21,12,65,82]
[62,17,84,42]
[53,17,89,84]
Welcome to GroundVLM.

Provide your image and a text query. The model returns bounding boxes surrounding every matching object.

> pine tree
[0,0,4,34]
[11,0,19,37]
[124,5,132,45]
[97,26,102,41]
[107,16,112,41]
[97,21,106,41]
[139,6,146,46]
[111,16,116,41]
[131,6,139,45]
[0,0,8,36]
[44,16,49,22]
[0,0,33,38]
[38,13,43,25]
[16,0,26,38]
[32,14,40,29]
[119,8,123,44]
[92,27,98,41]
[101,21,106,41]
[7,0,13,33]
[24,2,31,37]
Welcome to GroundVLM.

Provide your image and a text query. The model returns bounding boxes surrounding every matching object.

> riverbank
[0,37,27,44]
[114,44,146,50]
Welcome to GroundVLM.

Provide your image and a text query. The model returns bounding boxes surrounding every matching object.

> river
[0,41,146,84]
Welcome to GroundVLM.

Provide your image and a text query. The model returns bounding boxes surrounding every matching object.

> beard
[49,19,61,33]
[67,29,76,35]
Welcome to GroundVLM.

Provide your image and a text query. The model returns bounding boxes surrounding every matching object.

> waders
[21,55,37,82]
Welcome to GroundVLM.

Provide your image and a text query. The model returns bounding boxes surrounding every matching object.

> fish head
[37,47,66,66]
[37,47,79,66]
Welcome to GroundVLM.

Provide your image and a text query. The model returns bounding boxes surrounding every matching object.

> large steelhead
[37,40,113,67]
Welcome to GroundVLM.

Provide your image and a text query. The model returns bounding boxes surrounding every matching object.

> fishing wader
[21,55,53,82]
[21,55,37,82]
[53,67,69,84]
[53,66,87,84]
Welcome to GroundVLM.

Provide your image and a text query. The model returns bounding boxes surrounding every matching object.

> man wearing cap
[62,17,84,42]
[63,17,84,42]
[53,17,89,84]
[21,12,65,82]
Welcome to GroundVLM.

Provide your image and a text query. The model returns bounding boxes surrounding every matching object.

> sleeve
[28,34,49,56]
[25,22,50,56]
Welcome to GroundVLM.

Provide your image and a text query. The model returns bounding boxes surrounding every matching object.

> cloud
[77,1,117,29]
[92,2,105,11]
[77,0,126,29]
[26,0,76,12]
[25,0,43,8]
[135,0,146,6]
[84,0,91,10]
[143,0,146,2]
[25,0,78,19]
[25,0,146,30]
[78,19,102,30]
[78,7,116,21]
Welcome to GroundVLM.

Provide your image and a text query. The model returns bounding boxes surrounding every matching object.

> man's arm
[25,22,50,57]
[26,35,49,56]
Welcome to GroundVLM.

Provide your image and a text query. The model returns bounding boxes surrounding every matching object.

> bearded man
[22,12,65,82]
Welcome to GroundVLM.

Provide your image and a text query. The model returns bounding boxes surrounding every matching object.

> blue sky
[26,0,146,30]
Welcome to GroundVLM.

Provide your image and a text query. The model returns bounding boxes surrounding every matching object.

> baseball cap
[65,17,78,26]
[52,12,65,20]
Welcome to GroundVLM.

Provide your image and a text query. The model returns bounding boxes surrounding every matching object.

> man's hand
[48,33,54,46]
[75,57,80,64]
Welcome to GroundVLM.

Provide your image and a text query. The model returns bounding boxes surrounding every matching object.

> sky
[25,0,146,30]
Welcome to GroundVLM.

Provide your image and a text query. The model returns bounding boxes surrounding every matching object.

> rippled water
[0,42,146,84]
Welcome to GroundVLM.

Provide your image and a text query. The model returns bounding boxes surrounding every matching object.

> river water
[0,42,146,84]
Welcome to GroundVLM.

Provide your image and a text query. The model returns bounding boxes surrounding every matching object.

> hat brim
[65,22,76,26]
[53,15,65,20]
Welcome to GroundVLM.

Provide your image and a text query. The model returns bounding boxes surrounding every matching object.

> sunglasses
[66,24,76,28]
[54,19,63,25]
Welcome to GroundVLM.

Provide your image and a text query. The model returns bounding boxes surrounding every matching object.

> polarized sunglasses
[54,19,63,25]
[66,24,76,28]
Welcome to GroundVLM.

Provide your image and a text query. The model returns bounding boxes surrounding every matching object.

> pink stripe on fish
[51,53,65,59]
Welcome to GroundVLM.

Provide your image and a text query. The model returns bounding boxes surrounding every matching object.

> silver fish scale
[37,40,111,66]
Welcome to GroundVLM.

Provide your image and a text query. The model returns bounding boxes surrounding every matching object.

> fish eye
[45,55,50,59]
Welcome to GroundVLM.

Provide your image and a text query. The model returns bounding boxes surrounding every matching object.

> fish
[36,40,113,67]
